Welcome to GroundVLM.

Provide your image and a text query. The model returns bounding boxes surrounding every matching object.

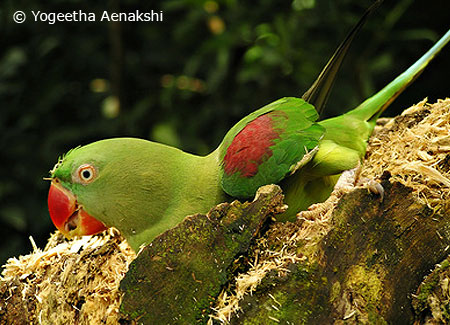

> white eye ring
[75,164,97,184]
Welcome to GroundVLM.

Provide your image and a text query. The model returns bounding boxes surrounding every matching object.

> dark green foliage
[0,0,449,264]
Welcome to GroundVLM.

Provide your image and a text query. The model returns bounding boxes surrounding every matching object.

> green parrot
[47,11,450,251]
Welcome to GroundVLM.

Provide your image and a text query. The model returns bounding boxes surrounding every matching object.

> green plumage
[51,138,225,250]
[49,19,450,251]
[219,98,324,198]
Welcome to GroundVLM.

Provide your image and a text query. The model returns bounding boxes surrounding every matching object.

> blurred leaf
[0,206,26,231]
[151,122,181,147]
[0,47,27,79]
[292,0,316,11]
[397,29,439,42]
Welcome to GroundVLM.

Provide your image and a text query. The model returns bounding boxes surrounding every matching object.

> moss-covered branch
[120,185,284,323]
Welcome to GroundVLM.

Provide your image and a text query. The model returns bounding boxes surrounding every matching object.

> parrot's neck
[124,149,226,251]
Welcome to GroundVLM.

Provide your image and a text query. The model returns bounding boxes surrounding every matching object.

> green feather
[219,97,324,198]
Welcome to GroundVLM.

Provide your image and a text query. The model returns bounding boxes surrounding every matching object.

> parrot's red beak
[48,180,107,238]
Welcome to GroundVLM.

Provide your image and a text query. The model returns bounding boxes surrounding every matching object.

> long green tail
[347,29,450,124]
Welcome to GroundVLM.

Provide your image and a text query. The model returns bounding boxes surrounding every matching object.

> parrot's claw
[364,179,384,200]
[333,164,361,193]
[337,161,384,200]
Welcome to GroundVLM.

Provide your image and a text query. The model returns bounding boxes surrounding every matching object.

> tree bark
[120,185,284,324]
[229,177,450,324]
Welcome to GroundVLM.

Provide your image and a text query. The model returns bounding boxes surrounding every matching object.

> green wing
[218,97,325,198]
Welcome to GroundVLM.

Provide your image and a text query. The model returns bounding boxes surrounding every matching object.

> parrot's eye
[75,164,97,184]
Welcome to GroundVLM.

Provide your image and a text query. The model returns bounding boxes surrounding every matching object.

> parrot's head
[47,138,174,246]
[47,144,112,239]
[47,149,107,239]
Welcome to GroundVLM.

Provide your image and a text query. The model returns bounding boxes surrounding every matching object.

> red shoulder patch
[223,112,285,177]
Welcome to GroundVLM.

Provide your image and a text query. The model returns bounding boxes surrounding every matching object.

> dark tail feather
[302,0,383,116]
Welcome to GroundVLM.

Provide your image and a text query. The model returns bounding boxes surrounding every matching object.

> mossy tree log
[120,186,285,324]
[235,177,450,324]
[120,100,450,324]
[119,177,450,324]
[322,176,449,323]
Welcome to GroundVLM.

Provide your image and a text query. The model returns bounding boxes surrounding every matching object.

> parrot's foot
[333,163,362,193]
[338,161,384,200]
[365,179,384,199]
[297,166,361,221]
[356,177,384,200]
[296,164,384,222]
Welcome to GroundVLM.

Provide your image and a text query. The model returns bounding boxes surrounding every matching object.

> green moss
[366,248,381,268]
[120,186,284,324]
[368,310,388,324]
[442,303,450,321]
[413,258,450,321]
[345,265,385,306]
[414,259,450,313]
[234,262,328,324]
[330,281,341,304]
[440,258,450,270]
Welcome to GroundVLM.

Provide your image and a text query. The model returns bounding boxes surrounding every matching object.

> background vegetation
[1,0,449,265]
